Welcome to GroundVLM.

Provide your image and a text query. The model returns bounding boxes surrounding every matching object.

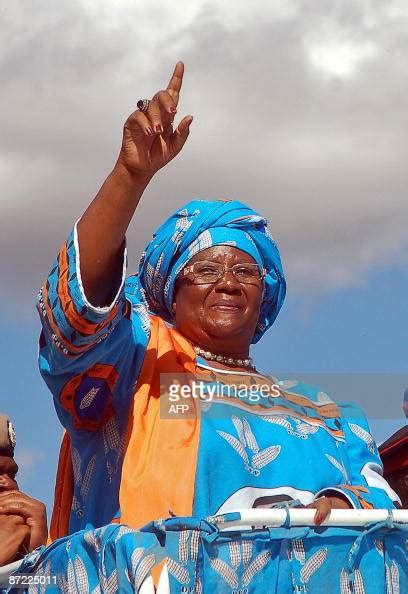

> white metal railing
[141,508,408,594]
[2,510,406,594]
[0,560,23,588]
[214,507,408,529]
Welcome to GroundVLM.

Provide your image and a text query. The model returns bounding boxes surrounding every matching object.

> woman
[37,62,398,543]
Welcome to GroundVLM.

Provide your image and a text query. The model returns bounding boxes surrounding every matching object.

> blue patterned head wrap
[136,200,286,343]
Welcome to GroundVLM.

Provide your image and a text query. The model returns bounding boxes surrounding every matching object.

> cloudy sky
[1,0,407,511]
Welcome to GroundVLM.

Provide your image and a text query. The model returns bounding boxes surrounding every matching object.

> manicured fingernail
[315,514,323,525]
[155,124,163,133]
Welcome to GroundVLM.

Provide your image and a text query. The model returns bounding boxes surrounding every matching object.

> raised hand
[77,61,193,305]
[117,61,193,179]
[0,490,47,552]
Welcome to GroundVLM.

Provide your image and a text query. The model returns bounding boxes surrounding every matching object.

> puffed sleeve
[315,402,401,509]
[36,221,150,431]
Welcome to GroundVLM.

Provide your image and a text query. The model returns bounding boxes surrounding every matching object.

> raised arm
[77,61,193,306]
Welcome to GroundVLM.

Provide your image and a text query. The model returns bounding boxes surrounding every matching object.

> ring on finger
[137,99,150,113]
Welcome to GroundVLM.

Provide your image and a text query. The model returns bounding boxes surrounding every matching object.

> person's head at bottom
[388,469,408,508]
[0,414,47,566]
[0,415,18,493]
[379,426,408,508]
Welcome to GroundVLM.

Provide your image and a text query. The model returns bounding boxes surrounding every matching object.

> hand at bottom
[0,514,30,565]
[306,494,351,525]
[0,490,47,551]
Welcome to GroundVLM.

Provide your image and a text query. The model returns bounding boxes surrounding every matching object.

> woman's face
[173,246,263,355]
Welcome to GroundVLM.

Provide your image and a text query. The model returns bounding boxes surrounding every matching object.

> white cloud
[308,39,377,78]
[203,0,297,30]
[1,0,408,308]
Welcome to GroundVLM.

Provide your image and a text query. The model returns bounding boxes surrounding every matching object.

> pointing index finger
[167,61,184,102]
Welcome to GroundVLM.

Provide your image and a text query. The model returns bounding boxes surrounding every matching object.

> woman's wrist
[112,159,153,194]
[324,493,352,508]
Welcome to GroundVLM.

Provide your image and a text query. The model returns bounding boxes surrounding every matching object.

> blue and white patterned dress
[27,209,406,593]
[37,223,398,535]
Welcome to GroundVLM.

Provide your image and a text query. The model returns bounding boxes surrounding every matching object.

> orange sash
[119,315,200,527]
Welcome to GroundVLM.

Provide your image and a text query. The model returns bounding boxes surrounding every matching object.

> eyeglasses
[182,260,265,285]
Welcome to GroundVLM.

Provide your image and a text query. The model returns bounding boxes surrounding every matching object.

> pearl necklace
[193,345,256,371]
